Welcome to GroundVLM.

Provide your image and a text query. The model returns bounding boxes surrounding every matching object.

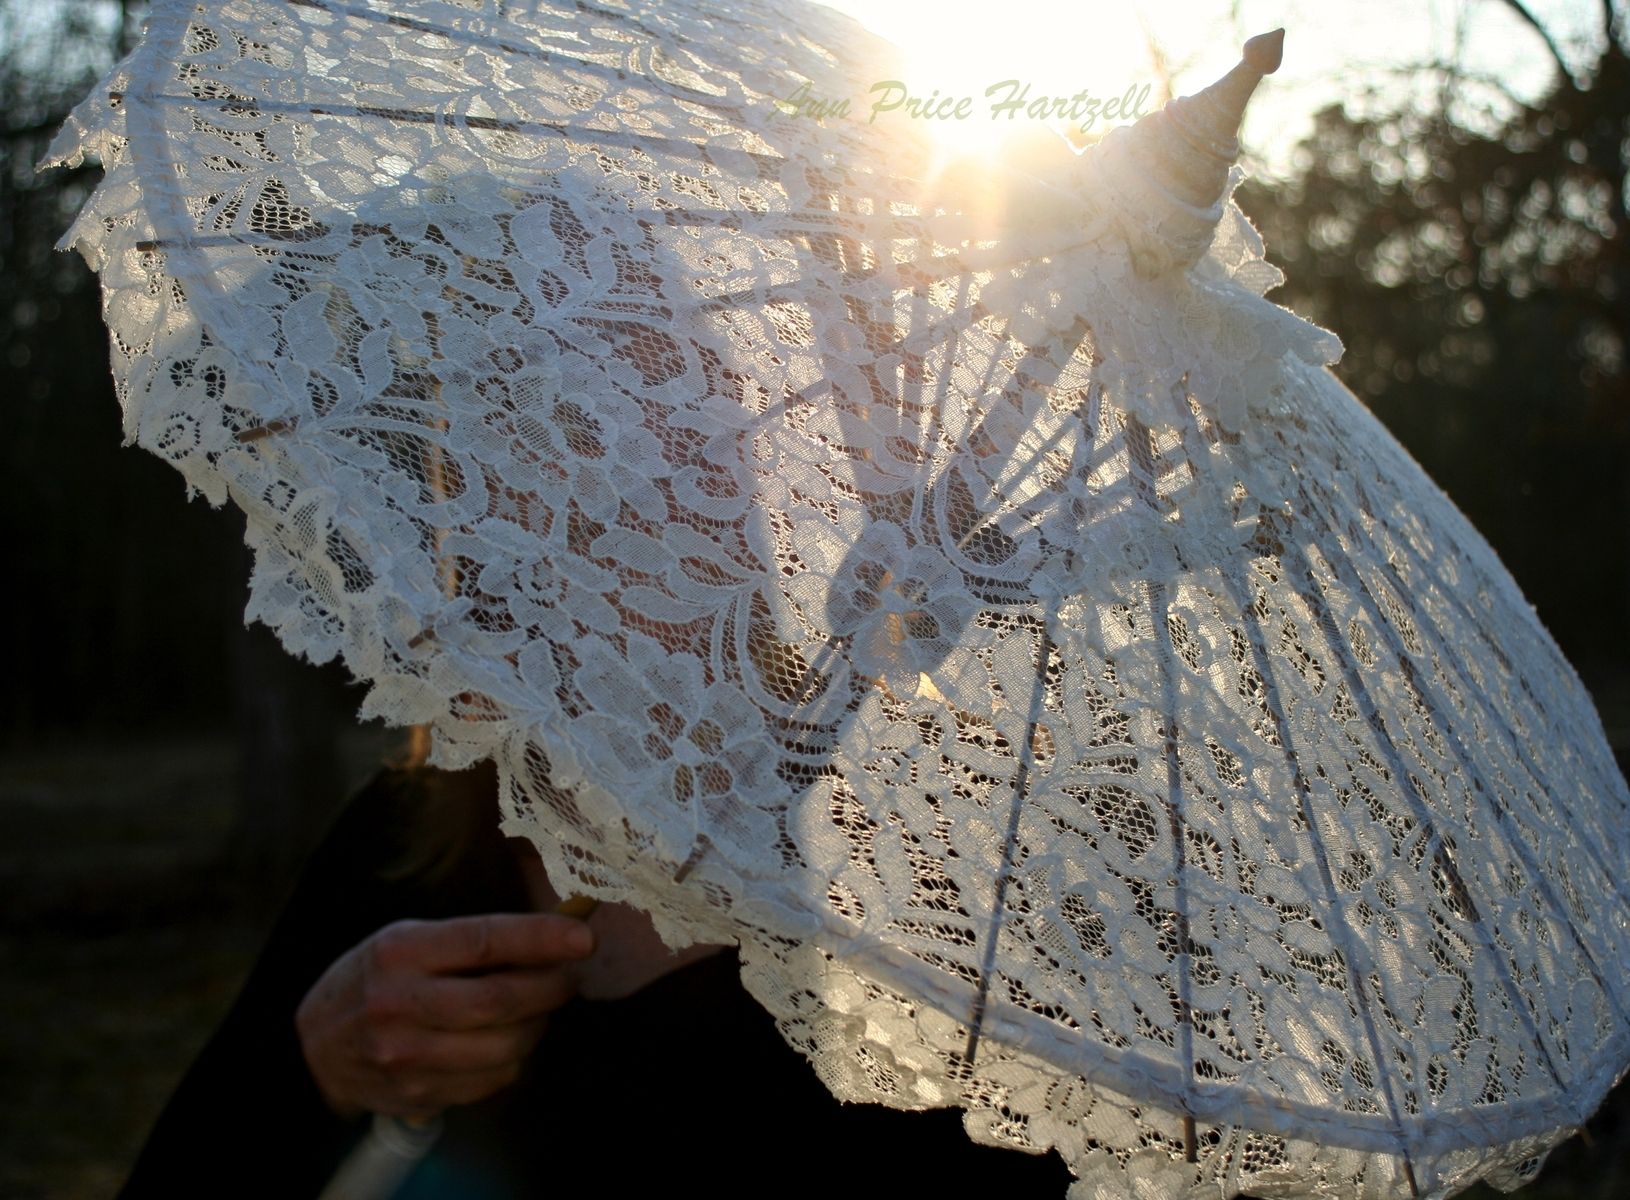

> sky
[5,0,1608,174]
[814,0,1614,175]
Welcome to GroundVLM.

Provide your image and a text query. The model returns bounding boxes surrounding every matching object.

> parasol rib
[1292,456,1630,953]
[1284,499,1630,1073]
[1293,416,1630,860]
[289,0,717,100]
[1218,558,1426,1198]
[1151,578,1202,1162]
[947,361,1085,1075]
[960,614,1055,1071]
[1279,529,1592,1114]
[1293,404,1612,812]
[1284,459,1630,1095]
[1399,571,1630,857]
[124,90,782,166]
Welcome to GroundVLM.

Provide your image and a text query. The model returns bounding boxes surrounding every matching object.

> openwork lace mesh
[51,1,1630,1196]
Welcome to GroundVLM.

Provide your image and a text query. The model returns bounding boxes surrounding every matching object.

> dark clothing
[121,770,1072,1197]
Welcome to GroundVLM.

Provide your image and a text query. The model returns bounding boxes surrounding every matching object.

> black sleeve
[120,768,1073,1197]
[118,770,519,1198]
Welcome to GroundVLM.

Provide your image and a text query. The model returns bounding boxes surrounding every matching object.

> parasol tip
[1083,28,1287,273]
[1243,28,1285,76]
[1160,27,1286,179]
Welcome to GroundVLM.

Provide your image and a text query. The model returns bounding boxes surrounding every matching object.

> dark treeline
[3,0,352,889]
[1239,1,1630,708]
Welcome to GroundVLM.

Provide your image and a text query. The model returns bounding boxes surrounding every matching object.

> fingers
[354,1020,549,1119]
[373,913,595,975]
[398,969,580,1030]
[362,1018,549,1078]
[299,913,596,1122]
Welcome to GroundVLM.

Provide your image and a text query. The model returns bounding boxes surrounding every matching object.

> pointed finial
[1245,27,1286,72]
[1087,30,1285,274]
[1152,29,1283,208]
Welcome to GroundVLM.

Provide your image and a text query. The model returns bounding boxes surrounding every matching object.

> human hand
[296,913,594,1121]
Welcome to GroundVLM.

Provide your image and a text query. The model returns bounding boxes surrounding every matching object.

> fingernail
[567,922,594,955]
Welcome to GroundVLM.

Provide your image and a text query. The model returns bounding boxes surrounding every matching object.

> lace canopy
[51,2,1630,1197]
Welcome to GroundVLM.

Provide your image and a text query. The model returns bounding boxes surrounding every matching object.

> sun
[818,0,1163,158]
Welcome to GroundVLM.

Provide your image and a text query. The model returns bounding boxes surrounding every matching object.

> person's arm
[117,770,566,1197]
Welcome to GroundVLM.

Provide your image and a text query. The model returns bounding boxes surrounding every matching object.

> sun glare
[820,1,1164,158]
[816,0,1380,180]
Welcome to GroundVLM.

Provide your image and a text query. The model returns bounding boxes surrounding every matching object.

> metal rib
[1319,407,1628,817]
[1276,524,1578,1116]
[287,0,711,102]
[962,615,1055,1070]
[1293,464,1630,942]
[1150,578,1201,1162]
[1282,493,1630,1076]
[888,261,1077,1058]
[124,89,786,171]
[1213,539,1425,1198]
[123,90,950,235]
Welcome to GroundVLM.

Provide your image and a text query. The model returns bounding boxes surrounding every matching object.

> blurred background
[1,0,1625,1195]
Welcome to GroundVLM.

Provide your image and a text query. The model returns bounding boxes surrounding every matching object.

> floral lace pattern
[51,2,1629,1196]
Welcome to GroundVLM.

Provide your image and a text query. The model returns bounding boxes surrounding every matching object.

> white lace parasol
[50,3,1630,1197]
